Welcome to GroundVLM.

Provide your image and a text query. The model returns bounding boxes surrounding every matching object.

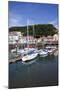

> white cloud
[49,19,57,25]
[8,12,26,27]
[48,19,58,29]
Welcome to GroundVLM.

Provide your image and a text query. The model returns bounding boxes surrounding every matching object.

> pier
[9,48,58,64]
[9,56,22,63]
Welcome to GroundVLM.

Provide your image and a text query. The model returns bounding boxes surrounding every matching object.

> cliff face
[9,24,57,37]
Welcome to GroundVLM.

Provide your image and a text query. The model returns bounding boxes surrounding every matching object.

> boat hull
[22,53,38,62]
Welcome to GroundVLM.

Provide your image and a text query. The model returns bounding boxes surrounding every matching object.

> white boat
[11,48,16,53]
[38,49,48,56]
[17,49,25,54]
[22,50,38,62]
[47,48,56,54]
[46,45,57,54]
[22,20,38,62]
[11,48,25,55]
[46,45,57,49]
[47,49,53,53]
[22,58,37,65]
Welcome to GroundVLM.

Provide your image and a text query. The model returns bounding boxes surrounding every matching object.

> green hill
[9,24,57,38]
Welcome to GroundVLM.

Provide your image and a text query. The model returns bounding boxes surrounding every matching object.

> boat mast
[33,24,35,38]
[27,19,29,49]
[33,24,37,48]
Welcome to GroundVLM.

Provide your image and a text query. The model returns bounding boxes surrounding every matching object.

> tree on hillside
[9,24,57,37]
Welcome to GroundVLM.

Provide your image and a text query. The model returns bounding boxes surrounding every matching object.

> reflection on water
[9,55,58,89]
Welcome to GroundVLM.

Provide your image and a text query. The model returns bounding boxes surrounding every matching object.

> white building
[9,32,23,44]
[19,36,35,44]
[53,34,58,41]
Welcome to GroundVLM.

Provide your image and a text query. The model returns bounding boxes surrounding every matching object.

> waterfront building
[20,36,35,44]
[8,31,23,45]
[46,36,53,44]
[53,34,58,41]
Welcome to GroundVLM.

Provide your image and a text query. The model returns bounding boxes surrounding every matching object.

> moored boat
[38,49,48,57]
[22,20,38,62]
[22,49,38,62]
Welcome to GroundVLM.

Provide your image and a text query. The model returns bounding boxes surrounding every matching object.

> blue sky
[8,1,58,28]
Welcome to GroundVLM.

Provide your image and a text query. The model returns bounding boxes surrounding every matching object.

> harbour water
[9,55,58,88]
